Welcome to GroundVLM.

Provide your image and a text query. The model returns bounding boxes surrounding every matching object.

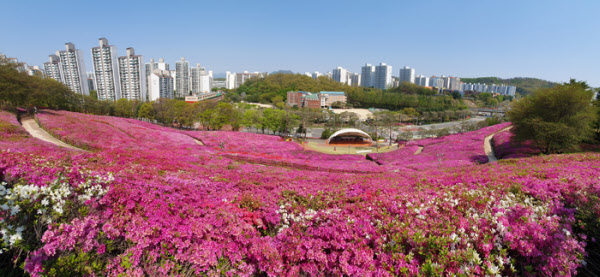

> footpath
[20,117,85,151]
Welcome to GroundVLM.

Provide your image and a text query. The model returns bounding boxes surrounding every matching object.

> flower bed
[0,111,598,276]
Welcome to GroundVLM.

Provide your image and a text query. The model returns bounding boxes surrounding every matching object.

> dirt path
[484,127,512,163]
[21,118,85,151]
[414,146,424,155]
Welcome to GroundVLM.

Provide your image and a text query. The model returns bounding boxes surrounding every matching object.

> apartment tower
[57,43,89,95]
[91,38,120,100]
[118,47,147,102]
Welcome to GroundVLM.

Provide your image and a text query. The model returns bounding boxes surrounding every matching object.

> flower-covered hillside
[0,110,598,276]
[367,123,511,169]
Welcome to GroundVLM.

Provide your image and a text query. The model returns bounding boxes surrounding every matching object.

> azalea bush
[0,110,598,276]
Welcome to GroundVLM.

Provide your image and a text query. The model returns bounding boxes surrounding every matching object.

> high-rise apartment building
[399,66,415,84]
[145,58,169,96]
[118,47,146,101]
[235,71,264,88]
[87,72,96,91]
[91,38,120,100]
[332,66,348,84]
[350,73,361,87]
[149,69,174,101]
[360,64,375,88]
[312,71,322,79]
[449,77,461,91]
[191,64,212,94]
[225,71,236,89]
[175,57,190,97]
[57,43,89,95]
[429,76,443,88]
[373,63,392,90]
[415,75,429,87]
[43,54,63,83]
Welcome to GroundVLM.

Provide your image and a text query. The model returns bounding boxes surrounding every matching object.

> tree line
[231,73,468,112]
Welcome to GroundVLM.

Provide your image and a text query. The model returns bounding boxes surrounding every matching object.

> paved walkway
[21,117,85,151]
[484,127,512,163]
[414,146,424,155]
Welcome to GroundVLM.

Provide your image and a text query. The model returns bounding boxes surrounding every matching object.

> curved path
[484,126,512,163]
[21,118,85,151]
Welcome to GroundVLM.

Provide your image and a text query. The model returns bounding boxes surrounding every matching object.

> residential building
[149,69,174,101]
[350,73,361,87]
[332,66,348,84]
[225,71,236,89]
[118,47,146,101]
[360,64,375,88]
[320,91,347,108]
[235,71,264,88]
[87,72,96,91]
[57,43,89,95]
[441,76,451,89]
[43,54,63,83]
[91,38,120,100]
[191,64,211,93]
[175,57,190,97]
[145,58,169,95]
[399,66,415,84]
[374,63,392,90]
[312,71,322,79]
[430,76,444,88]
[449,77,461,91]
[414,75,429,87]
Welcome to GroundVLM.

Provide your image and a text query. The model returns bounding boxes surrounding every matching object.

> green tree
[507,79,596,154]
[138,102,155,121]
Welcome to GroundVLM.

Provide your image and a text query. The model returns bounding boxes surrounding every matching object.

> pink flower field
[368,123,511,170]
[1,110,599,276]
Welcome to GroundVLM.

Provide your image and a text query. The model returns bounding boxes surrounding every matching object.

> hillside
[235,73,467,112]
[0,110,599,276]
[460,77,557,95]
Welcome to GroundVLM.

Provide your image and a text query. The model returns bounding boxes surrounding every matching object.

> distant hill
[270,70,294,75]
[460,77,558,95]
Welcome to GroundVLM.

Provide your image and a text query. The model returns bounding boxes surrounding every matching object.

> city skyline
[1,0,599,86]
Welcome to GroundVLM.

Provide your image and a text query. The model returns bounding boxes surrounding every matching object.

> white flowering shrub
[0,174,111,256]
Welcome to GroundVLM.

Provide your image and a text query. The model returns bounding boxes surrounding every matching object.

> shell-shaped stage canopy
[326,128,373,144]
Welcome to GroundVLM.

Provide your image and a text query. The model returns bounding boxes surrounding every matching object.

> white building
[91,38,120,100]
[175,57,190,98]
[312,71,322,79]
[399,66,415,84]
[118,47,146,102]
[57,43,89,95]
[225,71,236,89]
[234,71,263,88]
[429,76,444,88]
[191,64,212,93]
[332,66,349,85]
[373,62,392,90]
[449,77,461,91]
[43,54,63,83]
[145,58,169,95]
[414,75,429,87]
[149,69,174,101]
[360,64,375,88]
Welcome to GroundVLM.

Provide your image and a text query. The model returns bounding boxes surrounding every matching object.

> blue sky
[2,0,599,86]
